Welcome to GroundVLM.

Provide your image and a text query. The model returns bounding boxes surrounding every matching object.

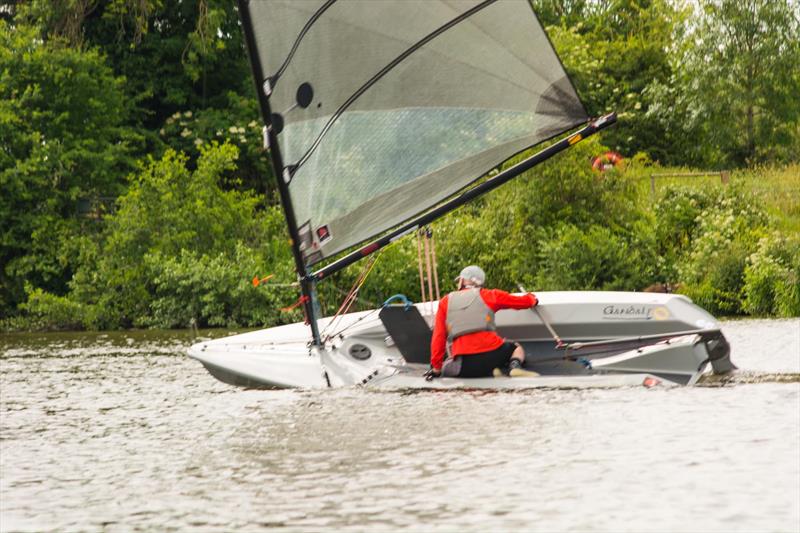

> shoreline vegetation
[2,1,798,332]
[4,152,798,333]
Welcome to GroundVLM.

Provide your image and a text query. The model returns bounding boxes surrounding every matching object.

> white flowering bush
[742,233,800,317]
[156,93,272,195]
[676,192,770,314]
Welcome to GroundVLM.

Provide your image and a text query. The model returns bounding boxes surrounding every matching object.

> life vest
[591,151,623,172]
[445,288,496,341]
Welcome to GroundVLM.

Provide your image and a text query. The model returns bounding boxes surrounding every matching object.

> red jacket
[430,288,537,371]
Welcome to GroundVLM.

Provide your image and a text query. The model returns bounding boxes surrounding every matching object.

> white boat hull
[188,291,735,389]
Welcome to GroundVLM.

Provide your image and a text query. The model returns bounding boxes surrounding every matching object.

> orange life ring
[592,151,623,172]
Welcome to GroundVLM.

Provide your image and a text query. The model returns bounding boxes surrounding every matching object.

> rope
[429,228,441,301]
[322,251,382,342]
[415,226,443,325]
[416,230,427,304]
[331,284,377,308]
[423,229,434,317]
[280,294,309,312]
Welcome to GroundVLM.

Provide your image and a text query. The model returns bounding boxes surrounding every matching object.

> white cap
[455,265,485,287]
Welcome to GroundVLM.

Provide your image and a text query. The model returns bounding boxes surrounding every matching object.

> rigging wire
[321,251,383,342]
[319,226,442,342]
[330,284,377,308]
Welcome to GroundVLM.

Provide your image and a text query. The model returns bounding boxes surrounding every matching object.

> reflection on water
[1,319,799,532]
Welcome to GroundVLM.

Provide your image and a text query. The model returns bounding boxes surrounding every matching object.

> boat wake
[698,371,800,386]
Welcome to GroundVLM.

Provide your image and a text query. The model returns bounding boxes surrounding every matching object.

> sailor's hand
[424,368,441,381]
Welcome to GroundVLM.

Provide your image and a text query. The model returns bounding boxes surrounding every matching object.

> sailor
[425,265,539,380]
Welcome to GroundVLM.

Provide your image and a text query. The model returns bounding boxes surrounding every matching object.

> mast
[237,0,322,345]
[236,0,614,346]
[312,113,617,282]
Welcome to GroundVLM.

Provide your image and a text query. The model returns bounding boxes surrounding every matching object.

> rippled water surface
[2,319,799,532]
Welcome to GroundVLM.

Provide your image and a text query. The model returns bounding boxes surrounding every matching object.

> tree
[9,0,262,181]
[68,142,292,328]
[541,0,689,161]
[648,0,800,167]
[0,21,134,315]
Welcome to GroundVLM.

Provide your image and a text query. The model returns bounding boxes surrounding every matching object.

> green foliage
[11,0,253,166]
[3,0,799,329]
[156,92,274,195]
[387,138,655,295]
[743,233,800,317]
[738,164,800,234]
[675,188,771,315]
[648,0,800,167]
[653,187,713,251]
[76,0,249,120]
[544,0,687,159]
[13,285,96,331]
[105,143,260,260]
[142,244,292,329]
[494,138,649,284]
[49,143,297,329]
[0,21,134,315]
[13,0,160,46]
[535,224,654,291]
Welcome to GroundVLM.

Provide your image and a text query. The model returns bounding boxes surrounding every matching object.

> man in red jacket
[426,265,539,380]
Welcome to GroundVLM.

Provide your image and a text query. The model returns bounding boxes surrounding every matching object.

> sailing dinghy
[189,0,736,389]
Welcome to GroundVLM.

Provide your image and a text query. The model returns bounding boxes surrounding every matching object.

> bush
[653,186,715,254]
[503,138,645,233]
[534,224,654,291]
[743,233,800,317]
[58,143,297,329]
[141,244,297,328]
[676,194,770,315]
[13,285,96,331]
[432,137,652,292]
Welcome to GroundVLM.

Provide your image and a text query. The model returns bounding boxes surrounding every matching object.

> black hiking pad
[379,306,432,364]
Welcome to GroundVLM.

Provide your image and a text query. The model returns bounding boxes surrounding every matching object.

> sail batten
[268,0,338,90]
[242,0,589,268]
[288,0,499,177]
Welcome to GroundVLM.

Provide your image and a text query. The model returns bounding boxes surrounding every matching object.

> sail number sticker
[316,225,331,245]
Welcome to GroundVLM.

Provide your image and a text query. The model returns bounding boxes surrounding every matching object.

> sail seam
[287,0,499,177]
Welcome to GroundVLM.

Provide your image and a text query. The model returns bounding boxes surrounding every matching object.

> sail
[242,0,588,267]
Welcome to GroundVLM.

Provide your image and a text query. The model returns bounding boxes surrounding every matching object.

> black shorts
[457,342,518,378]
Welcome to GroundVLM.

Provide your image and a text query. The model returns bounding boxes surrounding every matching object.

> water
[1,319,799,532]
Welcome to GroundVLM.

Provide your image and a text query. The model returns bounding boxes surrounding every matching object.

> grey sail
[188,1,736,391]
[243,0,588,266]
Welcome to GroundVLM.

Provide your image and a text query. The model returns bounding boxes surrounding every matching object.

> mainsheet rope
[314,225,442,343]
[321,251,383,342]
[417,227,441,323]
